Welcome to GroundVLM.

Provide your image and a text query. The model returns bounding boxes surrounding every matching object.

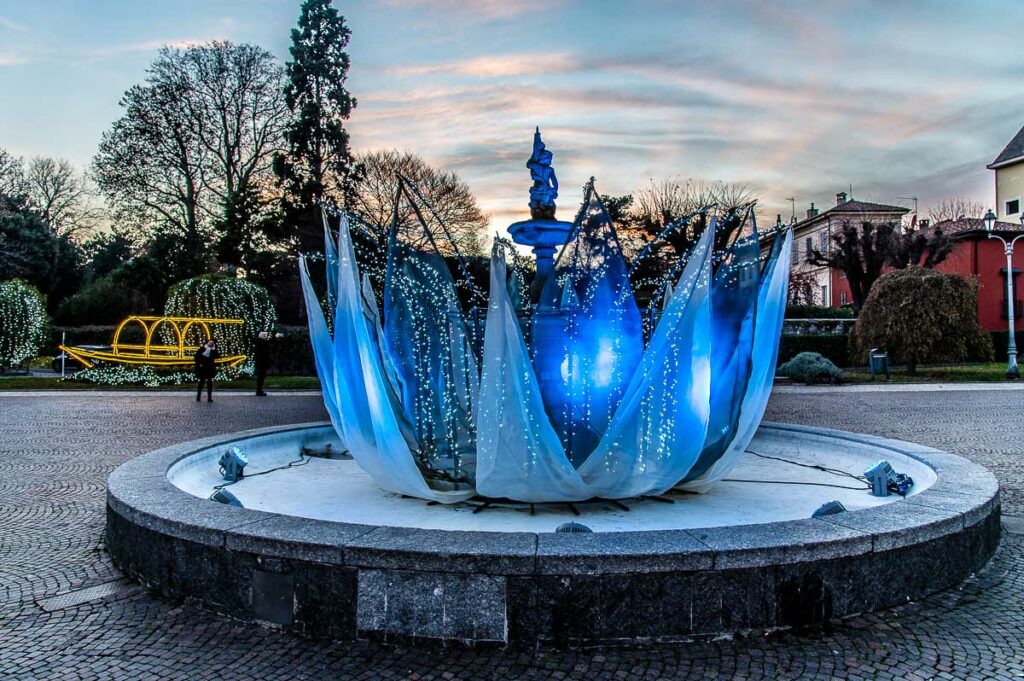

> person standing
[194,338,220,402]
[254,331,274,397]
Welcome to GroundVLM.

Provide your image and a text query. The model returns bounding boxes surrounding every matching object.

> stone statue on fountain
[527,127,559,220]
[509,127,574,285]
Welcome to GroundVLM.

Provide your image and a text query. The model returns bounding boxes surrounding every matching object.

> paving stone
[0,390,1020,679]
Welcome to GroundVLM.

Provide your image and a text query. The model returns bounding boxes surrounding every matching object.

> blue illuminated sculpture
[300,157,791,504]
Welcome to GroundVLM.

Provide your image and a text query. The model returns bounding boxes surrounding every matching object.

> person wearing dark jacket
[254,331,273,396]
[194,339,220,402]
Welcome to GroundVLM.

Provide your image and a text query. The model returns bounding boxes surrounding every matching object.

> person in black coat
[194,338,220,402]
[254,331,272,396]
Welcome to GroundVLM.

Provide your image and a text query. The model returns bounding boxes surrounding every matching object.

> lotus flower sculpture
[300,179,791,503]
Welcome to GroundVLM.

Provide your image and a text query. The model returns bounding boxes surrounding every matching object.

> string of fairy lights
[307,177,790,490]
[0,279,49,370]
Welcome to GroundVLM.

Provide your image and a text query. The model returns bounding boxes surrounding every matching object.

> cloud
[0,15,28,33]
[382,0,564,20]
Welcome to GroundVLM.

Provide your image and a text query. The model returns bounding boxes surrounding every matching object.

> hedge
[784,305,855,320]
[991,331,1024,363]
[778,334,850,368]
[50,325,317,376]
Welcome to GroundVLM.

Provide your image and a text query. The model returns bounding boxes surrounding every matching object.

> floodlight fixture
[811,500,847,518]
[218,446,248,483]
[212,489,243,507]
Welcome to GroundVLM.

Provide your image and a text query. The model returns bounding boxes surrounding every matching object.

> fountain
[106,131,1000,645]
[507,127,574,286]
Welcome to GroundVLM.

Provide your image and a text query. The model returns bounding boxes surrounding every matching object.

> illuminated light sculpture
[59,315,248,369]
[302,171,791,504]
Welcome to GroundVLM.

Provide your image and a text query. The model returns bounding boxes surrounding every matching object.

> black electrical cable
[745,449,869,486]
[722,478,870,491]
[210,453,311,499]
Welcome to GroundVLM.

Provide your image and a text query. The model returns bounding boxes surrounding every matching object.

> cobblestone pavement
[1,389,1022,680]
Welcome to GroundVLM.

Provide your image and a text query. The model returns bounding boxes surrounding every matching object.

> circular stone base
[106,422,1000,646]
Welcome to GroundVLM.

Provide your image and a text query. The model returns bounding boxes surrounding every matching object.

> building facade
[988,124,1024,222]
[926,218,1023,332]
[784,192,909,307]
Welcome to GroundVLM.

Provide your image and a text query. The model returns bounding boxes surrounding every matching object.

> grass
[819,363,1017,384]
[0,374,323,391]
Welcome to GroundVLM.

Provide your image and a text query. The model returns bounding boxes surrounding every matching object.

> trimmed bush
[851,268,993,374]
[778,351,844,384]
[778,334,850,367]
[56,272,151,326]
[991,331,1024,363]
[785,304,855,319]
[165,274,277,358]
[0,279,50,370]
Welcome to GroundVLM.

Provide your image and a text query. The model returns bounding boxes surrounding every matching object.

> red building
[830,217,1023,332]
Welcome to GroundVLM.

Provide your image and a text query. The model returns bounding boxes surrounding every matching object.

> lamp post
[983,209,1024,379]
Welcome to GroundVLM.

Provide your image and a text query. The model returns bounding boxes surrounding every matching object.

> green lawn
[831,363,1017,384]
[0,374,323,391]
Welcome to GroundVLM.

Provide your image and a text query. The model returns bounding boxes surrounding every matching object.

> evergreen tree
[274,0,357,253]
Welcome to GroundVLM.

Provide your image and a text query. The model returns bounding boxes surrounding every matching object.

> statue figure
[527,127,558,220]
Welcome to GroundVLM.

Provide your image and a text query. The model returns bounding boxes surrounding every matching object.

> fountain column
[507,127,573,285]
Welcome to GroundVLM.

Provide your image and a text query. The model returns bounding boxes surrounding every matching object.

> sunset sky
[2,0,1023,228]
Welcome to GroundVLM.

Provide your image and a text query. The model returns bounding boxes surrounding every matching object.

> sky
[1,0,1023,229]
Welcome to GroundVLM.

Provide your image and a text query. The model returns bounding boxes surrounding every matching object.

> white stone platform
[169,426,937,533]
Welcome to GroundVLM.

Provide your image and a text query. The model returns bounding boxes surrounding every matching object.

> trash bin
[868,348,890,379]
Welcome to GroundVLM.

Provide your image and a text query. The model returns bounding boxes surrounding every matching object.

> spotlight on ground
[865,460,914,497]
[212,489,243,507]
[556,522,593,534]
[811,500,847,518]
[218,446,248,483]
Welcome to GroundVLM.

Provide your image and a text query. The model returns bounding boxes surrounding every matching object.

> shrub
[778,334,850,367]
[851,268,993,374]
[56,272,151,326]
[164,274,277,358]
[992,331,1024,363]
[0,279,50,370]
[778,351,844,384]
[785,304,855,319]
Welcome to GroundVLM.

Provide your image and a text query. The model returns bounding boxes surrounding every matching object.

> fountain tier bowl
[107,422,999,646]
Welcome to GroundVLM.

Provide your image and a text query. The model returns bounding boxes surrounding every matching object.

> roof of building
[987,124,1024,169]
[929,216,1024,238]
[790,198,910,234]
[827,199,910,214]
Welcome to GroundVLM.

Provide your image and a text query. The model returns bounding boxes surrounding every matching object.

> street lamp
[983,209,1024,378]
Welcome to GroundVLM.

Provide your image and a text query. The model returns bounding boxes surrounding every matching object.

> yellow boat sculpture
[59,316,248,369]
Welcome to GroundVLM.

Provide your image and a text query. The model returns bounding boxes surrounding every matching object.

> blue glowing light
[302,182,792,503]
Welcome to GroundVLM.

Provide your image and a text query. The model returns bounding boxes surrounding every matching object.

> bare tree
[93,74,210,275]
[93,42,290,273]
[350,150,488,257]
[157,42,288,265]
[927,198,985,223]
[808,220,954,310]
[630,177,756,256]
[0,148,26,199]
[24,157,102,238]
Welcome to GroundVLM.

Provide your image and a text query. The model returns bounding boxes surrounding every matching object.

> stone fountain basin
[106,422,999,646]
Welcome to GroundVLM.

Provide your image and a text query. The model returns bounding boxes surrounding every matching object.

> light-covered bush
[164,274,277,358]
[778,351,844,384]
[851,267,992,374]
[0,279,49,370]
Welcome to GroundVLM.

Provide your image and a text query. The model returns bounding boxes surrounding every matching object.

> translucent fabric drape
[300,216,473,503]
[681,228,792,492]
[475,242,593,501]
[382,224,479,480]
[531,187,643,465]
[305,204,792,504]
[476,226,716,502]
[576,224,715,498]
